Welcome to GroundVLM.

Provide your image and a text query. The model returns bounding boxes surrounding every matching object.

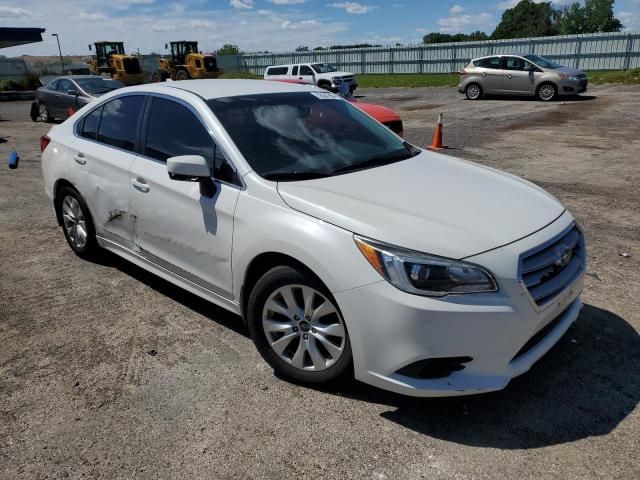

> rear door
[502,56,535,94]
[69,94,146,249]
[474,56,504,93]
[129,95,241,297]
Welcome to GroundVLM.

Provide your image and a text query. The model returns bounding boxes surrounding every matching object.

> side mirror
[167,155,211,181]
[67,89,79,96]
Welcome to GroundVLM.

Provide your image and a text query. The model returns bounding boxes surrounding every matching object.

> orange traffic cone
[427,112,448,150]
[67,107,76,117]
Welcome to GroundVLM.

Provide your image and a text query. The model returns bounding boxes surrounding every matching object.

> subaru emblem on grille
[554,244,572,267]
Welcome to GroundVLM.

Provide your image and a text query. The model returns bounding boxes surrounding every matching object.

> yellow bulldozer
[151,41,223,82]
[88,41,145,86]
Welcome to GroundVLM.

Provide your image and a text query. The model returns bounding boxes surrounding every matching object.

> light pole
[51,33,64,72]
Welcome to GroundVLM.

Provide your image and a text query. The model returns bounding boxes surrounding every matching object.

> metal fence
[229,32,640,75]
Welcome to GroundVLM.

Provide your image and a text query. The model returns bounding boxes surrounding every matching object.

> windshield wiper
[331,146,418,175]
[263,171,334,181]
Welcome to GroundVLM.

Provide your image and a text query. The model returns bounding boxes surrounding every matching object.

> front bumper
[335,213,585,397]
[558,78,588,95]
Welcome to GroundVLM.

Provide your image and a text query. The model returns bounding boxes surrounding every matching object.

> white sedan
[41,80,585,397]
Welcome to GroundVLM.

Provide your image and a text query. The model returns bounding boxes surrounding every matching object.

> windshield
[75,78,124,94]
[207,92,418,181]
[523,55,562,69]
[311,63,338,74]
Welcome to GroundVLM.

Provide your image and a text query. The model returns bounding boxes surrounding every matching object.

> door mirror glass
[167,155,211,181]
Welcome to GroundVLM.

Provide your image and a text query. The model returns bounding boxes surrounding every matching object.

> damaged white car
[41,80,585,397]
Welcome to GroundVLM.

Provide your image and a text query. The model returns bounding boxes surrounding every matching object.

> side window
[291,65,298,76]
[504,57,527,71]
[300,65,313,75]
[475,57,501,69]
[266,67,288,75]
[57,79,73,92]
[144,97,214,164]
[47,80,59,90]
[97,95,145,152]
[80,107,102,140]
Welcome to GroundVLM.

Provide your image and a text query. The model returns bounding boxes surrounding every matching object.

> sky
[1,0,639,57]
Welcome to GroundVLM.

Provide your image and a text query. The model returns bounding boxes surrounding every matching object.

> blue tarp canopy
[0,27,45,49]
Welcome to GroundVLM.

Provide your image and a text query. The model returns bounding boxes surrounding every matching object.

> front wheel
[537,83,557,101]
[465,83,482,100]
[176,70,190,81]
[247,266,352,385]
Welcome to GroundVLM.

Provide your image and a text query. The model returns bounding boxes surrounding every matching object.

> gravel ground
[1,85,639,479]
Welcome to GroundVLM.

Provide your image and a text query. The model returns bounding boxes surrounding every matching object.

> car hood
[555,66,584,76]
[276,152,564,259]
[327,71,354,78]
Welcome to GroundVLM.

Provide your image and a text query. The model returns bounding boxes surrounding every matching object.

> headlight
[331,76,341,84]
[559,74,578,81]
[354,235,498,296]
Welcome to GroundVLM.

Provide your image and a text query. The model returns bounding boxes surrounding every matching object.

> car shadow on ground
[87,251,639,449]
[92,250,250,339]
[306,304,640,449]
[473,94,598,102]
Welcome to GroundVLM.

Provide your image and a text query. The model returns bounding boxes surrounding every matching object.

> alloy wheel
[62,195,88,250]
[39,104,49,122]
[262,284,346,371]
[539,84,556,101]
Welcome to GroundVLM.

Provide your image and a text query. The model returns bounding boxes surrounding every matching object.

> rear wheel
[537,83,557,101]
[38,103,54,123]
[151,70,166,83]
[465,83,482,100]
[57,187,98,258]
[247,266,352,385]
[176,70,190,81]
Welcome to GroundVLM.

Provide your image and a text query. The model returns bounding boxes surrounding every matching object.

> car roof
[123,79,317,100]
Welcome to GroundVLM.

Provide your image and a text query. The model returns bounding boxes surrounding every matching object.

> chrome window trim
[72,91,246,191]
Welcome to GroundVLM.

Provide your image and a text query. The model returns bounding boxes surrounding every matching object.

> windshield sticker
[310,91,340,100]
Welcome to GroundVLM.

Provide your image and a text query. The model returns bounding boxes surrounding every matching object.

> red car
[270,79,403,137]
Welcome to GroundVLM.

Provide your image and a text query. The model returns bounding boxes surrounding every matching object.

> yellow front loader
[88,42,145,86]
[151,41,223,82]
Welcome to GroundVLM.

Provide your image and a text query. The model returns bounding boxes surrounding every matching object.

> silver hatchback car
[458,54,588,101]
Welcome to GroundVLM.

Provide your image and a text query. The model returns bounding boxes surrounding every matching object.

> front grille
[578,80,588,92]
[519,224,585,306]
[122,57,142,74]
[384,120,404,136]
[203,56,219,72]
[340,76,355,83]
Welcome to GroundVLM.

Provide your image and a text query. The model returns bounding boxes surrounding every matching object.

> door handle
[506,74,513,79]
[73,153,86,165]
[481,72,487,76]
[298,77,303,80]
[132,177,149,193]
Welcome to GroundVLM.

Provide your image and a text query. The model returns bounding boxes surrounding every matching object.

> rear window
[266,67,288,76]
[474,57,501,69]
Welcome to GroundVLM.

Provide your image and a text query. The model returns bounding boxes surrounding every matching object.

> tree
[216,44,240,56]
[422,31,488,44]
[583,0,623,32]
[557,0,623,34]
[295,46,309,52]
[491,0,558,39]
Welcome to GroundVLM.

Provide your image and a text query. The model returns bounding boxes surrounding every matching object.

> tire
[465,83,482,100]
[247,266,353,385]
[317,81,332,91]
[30,101,39,122]
[537,83,557,102]
[176,70,190,81]
[38,103,54,123]
[151,70,166,83]
[56,187,98,258]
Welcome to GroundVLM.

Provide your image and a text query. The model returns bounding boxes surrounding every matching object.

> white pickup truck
[263,63,358,93]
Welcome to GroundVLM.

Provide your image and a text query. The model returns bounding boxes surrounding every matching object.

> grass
[218,69,640,87]
[586,69,640,85]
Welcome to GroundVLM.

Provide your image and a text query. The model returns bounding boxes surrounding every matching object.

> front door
[299,65,315,85]
[502,57,536,94]
[55,79,81,116]
[129,96,241,298]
